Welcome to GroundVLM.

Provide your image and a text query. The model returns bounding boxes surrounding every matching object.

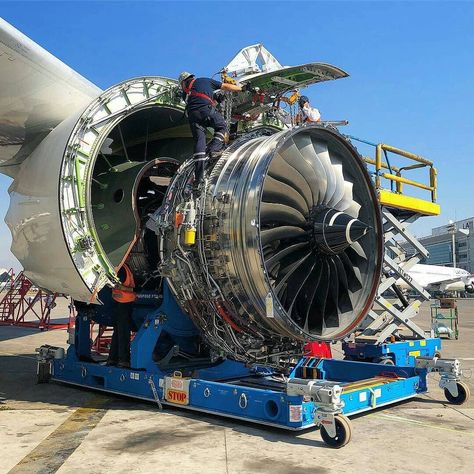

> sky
[0,0,473,270]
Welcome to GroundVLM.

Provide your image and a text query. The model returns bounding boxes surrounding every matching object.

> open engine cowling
[156,125,383,361]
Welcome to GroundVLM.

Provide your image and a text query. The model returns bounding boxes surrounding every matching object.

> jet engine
[4,75,382,363]
[154,125,383,361]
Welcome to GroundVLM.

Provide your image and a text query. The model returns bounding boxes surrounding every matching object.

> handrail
[347,135,438,203]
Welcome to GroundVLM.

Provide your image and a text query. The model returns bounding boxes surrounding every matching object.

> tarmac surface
[1,297,473,473]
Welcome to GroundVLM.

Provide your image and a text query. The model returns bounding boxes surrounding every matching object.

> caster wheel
[444,382,471,405]
[434,351,441,359]
[320,414,352,448]
[379,358,395,366]
[36,362,51,384]
[445,381,470,405]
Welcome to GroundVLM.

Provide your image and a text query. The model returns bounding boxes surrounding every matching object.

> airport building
[402,217,474,273]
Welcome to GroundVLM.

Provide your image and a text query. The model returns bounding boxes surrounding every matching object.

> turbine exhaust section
[155,125,383,362]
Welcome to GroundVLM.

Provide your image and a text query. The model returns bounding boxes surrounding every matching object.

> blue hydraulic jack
[37,283,469,448]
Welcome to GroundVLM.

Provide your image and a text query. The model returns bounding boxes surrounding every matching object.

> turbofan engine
[5,76,382,363]
[154,125,383,362]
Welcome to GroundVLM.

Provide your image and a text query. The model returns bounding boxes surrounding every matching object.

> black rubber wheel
[444,381,470,405]
[36,362,51,384]
[320,414,352,448]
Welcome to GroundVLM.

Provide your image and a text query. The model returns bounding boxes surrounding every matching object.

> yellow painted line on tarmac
[8,395,110,474]
[368,413,474,435]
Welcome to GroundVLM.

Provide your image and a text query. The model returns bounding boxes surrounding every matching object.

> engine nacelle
[6,77,190,300]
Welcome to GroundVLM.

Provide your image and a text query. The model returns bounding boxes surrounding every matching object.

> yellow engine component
[184,227,196,245]
[285,90,300,105]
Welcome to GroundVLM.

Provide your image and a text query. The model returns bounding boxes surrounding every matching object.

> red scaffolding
[0,271,68,330]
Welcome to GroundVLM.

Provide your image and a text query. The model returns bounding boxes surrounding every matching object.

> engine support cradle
[38,282,467,448]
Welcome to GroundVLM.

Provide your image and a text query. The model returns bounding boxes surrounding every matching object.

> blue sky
[0,1,473,269]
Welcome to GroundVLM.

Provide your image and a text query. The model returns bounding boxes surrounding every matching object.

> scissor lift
[343,138,443,365]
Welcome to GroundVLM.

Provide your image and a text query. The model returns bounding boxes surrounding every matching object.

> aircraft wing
[0,18,101,177]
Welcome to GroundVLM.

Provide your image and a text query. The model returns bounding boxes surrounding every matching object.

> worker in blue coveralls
[178,71,248,193]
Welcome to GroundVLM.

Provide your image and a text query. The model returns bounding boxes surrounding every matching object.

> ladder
[0,272,65,329]
[0,271,32,324]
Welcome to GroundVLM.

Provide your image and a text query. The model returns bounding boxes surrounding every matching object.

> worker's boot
[208,150,223,164]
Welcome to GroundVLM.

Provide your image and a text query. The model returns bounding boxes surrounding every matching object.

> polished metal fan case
[159,125,383,359]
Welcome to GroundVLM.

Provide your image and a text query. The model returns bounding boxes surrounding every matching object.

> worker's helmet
[298,95,309,108]
[178,71,194,85]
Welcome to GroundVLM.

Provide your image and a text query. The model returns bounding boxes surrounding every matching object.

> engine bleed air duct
[156,125,383,362]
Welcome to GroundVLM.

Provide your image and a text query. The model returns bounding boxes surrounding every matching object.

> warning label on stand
[289,405,302,422]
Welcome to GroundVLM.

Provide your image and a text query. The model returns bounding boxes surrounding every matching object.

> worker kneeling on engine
[108,261,136,368]
[298,95,321,123]
[178,71,246,193]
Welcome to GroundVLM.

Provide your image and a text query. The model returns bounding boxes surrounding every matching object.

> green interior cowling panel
[90,105,193,270]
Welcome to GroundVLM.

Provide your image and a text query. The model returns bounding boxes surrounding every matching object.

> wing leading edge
[0,17,101,177]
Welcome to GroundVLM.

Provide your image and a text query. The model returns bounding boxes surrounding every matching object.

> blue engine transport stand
[37,283,469,448]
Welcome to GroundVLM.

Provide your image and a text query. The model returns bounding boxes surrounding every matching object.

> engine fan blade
[260,203,307,226]
[333,256,353,314]
[297,258,324,332]
[340,251,363,292]
[312,140,337,205]
[268,154,313,208]
[263,175,309,216]
[346,241,368,263]
[278,137,321,206]
[265,242,310,273]
[261,226,307,246]
[274,252,312,295]
[325,258,341,328]
[293,133,328,204]
[327,161,346,208]
[306,259,331,332]
[334,181,354,215]
[283,256,318,314]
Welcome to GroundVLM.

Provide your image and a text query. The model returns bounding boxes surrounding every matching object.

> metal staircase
[0,271,65,330]
[0,271,32,324]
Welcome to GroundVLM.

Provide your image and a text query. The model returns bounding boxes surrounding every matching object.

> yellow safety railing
[358,142,438,203]
[347,136,440,216]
